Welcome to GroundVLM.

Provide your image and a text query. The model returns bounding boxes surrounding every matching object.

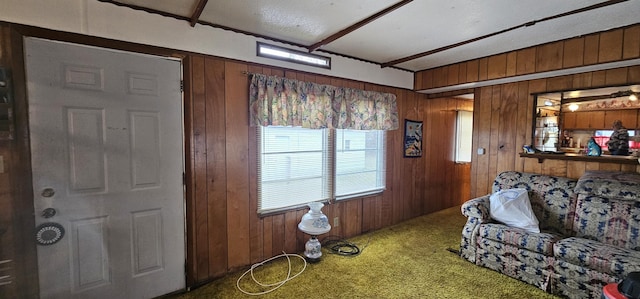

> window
[455,110,473,163]
[258,126,385,214]
[335,129,386,199]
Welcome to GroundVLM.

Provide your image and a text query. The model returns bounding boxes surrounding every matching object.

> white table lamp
[298,202,331,262]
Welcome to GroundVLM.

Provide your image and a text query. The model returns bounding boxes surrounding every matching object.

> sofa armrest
[461,194,491,222]
[460,194,492,263]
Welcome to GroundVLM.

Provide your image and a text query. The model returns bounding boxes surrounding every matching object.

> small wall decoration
[403,119,423,157]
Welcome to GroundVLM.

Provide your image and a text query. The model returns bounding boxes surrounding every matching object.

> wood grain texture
[205,57,229,276]
[598,29,624,63]
[536,41,564,72]
[189,55,211,281]
[563,37,585,68]
[623,26,640,59]
[415,24,640,91]
[224,62,251,270]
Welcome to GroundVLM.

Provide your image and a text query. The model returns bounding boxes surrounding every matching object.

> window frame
[257,126,386,215]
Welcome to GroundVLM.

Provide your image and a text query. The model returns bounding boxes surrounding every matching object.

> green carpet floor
[167,206,559,298]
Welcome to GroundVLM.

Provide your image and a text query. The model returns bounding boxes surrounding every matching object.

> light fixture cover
[568,103,579,112]
[298,202,331,235]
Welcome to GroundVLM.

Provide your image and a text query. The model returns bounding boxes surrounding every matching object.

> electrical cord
[321,235,371,257]
[236,252,307,296]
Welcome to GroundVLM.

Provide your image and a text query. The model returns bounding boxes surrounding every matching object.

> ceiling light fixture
[568,103,579,112]
[257,42,331,69]
[630,94,638,101]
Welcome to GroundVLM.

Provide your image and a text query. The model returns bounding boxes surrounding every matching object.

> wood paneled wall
[469,64,640,197]
[183,56,472,285]
[0,22,471,294]
[0,24,38,299]
[414,24,640,91]
[413,24,640,198]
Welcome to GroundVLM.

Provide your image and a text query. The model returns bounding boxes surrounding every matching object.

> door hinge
[180,80,184,92]
[182,172,186,185]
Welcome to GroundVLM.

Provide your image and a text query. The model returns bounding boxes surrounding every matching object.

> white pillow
[489,188,540,233]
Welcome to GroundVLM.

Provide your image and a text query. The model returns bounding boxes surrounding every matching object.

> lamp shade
[298,202,331,235]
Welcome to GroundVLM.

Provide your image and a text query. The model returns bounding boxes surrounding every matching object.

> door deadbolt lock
[41,188,55,198]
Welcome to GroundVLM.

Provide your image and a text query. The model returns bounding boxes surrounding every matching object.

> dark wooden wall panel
[623,26,640,59]
[180,57,474,284]
[206,58,229,274]
[415,24,640,91]
[0,24,39,299]
[470,66,640,197]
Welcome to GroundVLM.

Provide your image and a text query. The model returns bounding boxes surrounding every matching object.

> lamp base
[303,235,322,263]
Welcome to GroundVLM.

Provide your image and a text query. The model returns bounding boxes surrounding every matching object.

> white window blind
[258,127,386,214]
[258,126,332,213]
[455,110,473,163]
[335,130,386,199]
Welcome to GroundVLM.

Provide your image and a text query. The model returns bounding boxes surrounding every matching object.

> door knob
[41,208,56,219]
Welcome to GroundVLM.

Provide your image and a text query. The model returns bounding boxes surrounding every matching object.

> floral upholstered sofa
[461,170,640,299]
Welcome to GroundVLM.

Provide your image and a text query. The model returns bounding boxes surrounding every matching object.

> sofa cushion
[479,223,562,255]
[554,237,640,277]
[573,194,640,250]
[492,171,578,236]
[575,171,640,200]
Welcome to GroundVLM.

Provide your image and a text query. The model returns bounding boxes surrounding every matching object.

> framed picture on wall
[403,119,422,157]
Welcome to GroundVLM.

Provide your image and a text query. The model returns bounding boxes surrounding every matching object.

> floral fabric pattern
[461,170,640,299]
[555,237,640,276]
[249,73,398,130]
[574,170,640,201]
[573,195,640,250]
[476,238,554,290]
[479,223,562,255]
[491,171,578,236]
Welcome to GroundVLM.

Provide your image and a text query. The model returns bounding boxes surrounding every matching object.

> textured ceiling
[107,0,640,72]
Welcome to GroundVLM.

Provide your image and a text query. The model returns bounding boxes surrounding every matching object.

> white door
[25,38,185,299]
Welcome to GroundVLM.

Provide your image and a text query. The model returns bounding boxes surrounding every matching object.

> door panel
[25,37,185,299]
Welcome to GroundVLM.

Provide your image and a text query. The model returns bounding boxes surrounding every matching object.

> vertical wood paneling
[536,41,564,72]
[514,81,530,172]
[0,24,39,299]
[190,56,210,281]
[598,29,624,63]
[448,64,459,86]
[4,23,476,293]
[183,56,196,287]
[487,54,507,80]
[478,58,488,81]
[547,75,573,92]
[583,34,600,65]
[623,26,640,59]
[458,62,468,84]
[506,52,517,77]
[591,70,607,86]
[205,58,228,276]
[563,37,585,68]
[516,48,536,75]
[179,60,473,286]
[416,25,640,91]
[605,67,628,86]
[630,66,640,83]
[473,87,493,196]
[224,62,250,270]
[466,60,479,82]
[496,83,518,174]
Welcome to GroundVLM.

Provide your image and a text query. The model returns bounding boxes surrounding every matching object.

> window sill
[519,152,640,164]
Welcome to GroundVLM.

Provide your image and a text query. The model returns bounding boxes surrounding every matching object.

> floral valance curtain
[249,73,398,130]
